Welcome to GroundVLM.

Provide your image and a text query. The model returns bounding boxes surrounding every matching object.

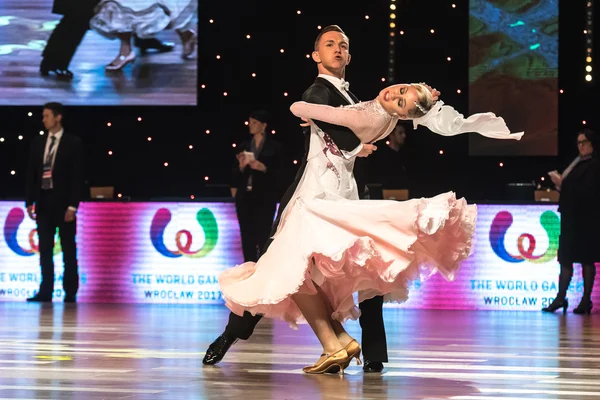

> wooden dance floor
[0,303,599,399]
[0,0,197,106]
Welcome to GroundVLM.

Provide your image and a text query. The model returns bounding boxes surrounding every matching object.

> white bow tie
[340,79,350,91]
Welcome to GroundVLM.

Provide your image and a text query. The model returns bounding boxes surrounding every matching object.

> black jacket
[233,135,284,202]
[26,132,84,210]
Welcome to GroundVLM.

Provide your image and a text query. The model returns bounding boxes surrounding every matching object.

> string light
[452,3,456,8]
[137,117,142,121]
[118,193,122,198]
[204,176,209,181]
[107,122,112,127]
[296,10,301,14]
[439,150,444,155]
[559,89,564,93]
[284,92,289,96]
[216,55,221,59]
[10,170,15,175]
[244,121,249,126]
[251,72,256,77]
[164,162,169,167]
[27,112,32,117]
[388,0,396,83]
[223,92,228,96]
[430,29,435,34]
[108,150,113,155]
[209,19,214,23]
[293,160,298,164]
[306,54,310,58]
[246,34,251,39]
[499,162,504,167]
[0,138,4,142]
[585,0,593,82]
[189,145,193,150]
[18,135,23,140]
[447,56,452,61]
[365,15,370,19]
[201,84,206,89]
[271,130,276,134]
[232,143,237,148]
[280,49,285,53]
[39,131,44,135]
[456,89,462,94]
[206,129,210,134]
[147,137,152,141]
[317,25,322,30]
[190,195,195,200]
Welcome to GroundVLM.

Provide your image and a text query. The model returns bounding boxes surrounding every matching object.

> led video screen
[0,0,197,106]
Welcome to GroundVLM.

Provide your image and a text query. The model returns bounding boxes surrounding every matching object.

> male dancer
[203,25,387,373]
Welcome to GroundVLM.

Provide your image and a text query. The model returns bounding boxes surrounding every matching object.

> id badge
[42,164,53,179]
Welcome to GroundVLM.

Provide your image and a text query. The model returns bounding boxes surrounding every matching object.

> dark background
[0,0,596,202]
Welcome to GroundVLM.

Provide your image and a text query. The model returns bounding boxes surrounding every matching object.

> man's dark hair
[249,109,270,125]
[314,25,348,51]
[43,102,64,118]
[580,128,598,154]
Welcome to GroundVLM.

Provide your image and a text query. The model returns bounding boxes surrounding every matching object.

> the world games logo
[150,208,218,258]
[3,208,61,256]
[489,210,560,263]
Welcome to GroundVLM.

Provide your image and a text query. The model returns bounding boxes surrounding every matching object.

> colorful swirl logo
[489,210,559,264]
[150,208,218,258]
[3,208,62,256]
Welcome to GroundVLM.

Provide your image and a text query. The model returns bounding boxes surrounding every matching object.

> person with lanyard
[25,102,84,303]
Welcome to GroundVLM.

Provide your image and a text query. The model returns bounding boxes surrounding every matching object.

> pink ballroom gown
[219,99,482,328]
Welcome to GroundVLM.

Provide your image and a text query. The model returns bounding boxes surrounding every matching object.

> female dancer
[220,83,523,374]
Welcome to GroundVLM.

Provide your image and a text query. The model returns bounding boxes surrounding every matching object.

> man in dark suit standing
[232,110,284,262]
[204,26,387,373]
[25,102,84,303]
[41,0,175,79]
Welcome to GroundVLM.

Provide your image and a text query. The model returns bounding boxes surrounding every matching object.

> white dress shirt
[316,74,363,158]
[44,128,63,168]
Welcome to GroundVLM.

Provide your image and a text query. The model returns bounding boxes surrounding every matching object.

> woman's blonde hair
[408,84,435,119]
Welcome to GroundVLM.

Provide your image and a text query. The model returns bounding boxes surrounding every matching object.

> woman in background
[544,128,600,315]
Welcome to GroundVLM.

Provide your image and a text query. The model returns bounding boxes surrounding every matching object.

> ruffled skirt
[90,0,196,39]
[219,192,477,328]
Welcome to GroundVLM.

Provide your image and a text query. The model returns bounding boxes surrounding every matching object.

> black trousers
[36,191,79,298]
[224,164,388,362]
[41,9,94,70]
[235,191,277,263]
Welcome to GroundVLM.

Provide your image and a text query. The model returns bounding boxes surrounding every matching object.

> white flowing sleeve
[412,101,524,140]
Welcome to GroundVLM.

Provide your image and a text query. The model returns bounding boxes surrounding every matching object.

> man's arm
[302,85,362,157]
